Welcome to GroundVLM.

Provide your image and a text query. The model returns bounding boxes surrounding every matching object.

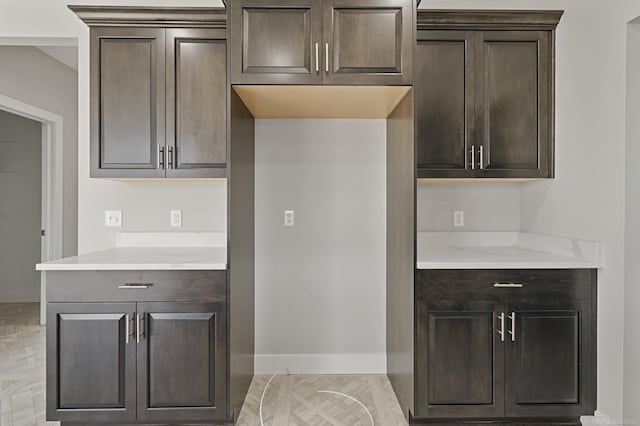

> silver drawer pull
[493,282,524,288]
[118,283,152,289]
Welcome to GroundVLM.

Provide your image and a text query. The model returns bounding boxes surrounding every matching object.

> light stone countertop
[36,232,228,271]
[416,232,602,270]
[36,247,227,271]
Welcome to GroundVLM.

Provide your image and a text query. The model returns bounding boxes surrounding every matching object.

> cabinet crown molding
[68,6,227,29]
[417,9,563,31]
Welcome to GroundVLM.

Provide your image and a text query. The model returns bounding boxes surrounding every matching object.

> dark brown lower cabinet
[48,301,227,424]
[45,270,235,425]
[505,301,594,418]
[137,302,227,422]
[47,303,137,423]
[416,300,505,418]
[413,269,597,425]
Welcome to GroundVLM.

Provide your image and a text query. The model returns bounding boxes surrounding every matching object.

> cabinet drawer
[416,269,596,302]
[46,270,226,303]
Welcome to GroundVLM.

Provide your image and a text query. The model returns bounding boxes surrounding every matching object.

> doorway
[0,94,64,324]
[0,110,43,303]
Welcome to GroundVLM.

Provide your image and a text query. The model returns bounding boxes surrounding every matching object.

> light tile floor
[0,303,407,426]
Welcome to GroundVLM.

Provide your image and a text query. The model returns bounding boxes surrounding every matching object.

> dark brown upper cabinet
[230,0,413,85]
[416,11,562,179]
[90,27,167,179]
[72,7,228,179]
[166,28,227,178]
[230,0,323,85]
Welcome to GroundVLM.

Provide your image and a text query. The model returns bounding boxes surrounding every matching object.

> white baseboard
[581,411,629,425]
[255,353,387,375]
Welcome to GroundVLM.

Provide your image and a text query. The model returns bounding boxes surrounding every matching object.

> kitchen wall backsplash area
[78,180,227,252]
[417,182,521,232]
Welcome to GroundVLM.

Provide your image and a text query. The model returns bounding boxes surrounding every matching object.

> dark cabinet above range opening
[415,10,562,180]
[230,0,413,85]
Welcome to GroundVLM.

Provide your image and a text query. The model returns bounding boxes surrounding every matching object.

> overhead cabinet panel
[476,31,552,178]
[231,0,323,84]
[89,23,227,179]
[166,28,227,178]
[92,27,166,178]
[415,11,559,180]
[416,31,475,177]
[231,0,412,85]
[323,0,412,84]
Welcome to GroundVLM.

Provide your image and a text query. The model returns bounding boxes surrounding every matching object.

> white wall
[417,183,520,232]
[0,46,78,258]
[0,111,42,301]
[254,119,386,373]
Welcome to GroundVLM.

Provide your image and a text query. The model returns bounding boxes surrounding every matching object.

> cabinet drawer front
[46,270,226,303]
[416,269,595,301]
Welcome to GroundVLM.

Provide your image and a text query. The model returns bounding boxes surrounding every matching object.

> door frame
[0,93,64,324]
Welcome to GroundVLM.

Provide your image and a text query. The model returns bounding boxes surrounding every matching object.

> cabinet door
[90,27,166,178]
[416,30,475,178]
[322,0,412,85]
[416,300,505,418]
[231,0,323,84]
[475,31,553,178]
[505,301,595,417]
[166,29,227,178]
[136,302,227,421]
[46,303,136,422]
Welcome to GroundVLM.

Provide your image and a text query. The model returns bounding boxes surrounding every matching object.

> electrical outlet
[170,210,182,227]
[284,210,295,227]
[454,210,464,227]
[105,210,122,227]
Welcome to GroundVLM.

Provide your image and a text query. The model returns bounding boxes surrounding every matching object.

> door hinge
[41,229,46,237]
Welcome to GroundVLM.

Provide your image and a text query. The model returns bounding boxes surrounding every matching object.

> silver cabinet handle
[136,313,140,343]
[508,312,516,341]
[125,314,130,344]
[470,145,475,170]
[315,43,319,72]
[118,283,152,289]
[168,146,174,169]
[493,282,524,288]
[497,312,505,342]
[325,43,329,73]
[158,146,165,169]
[479,145,484,169]
[136,313,145,343]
